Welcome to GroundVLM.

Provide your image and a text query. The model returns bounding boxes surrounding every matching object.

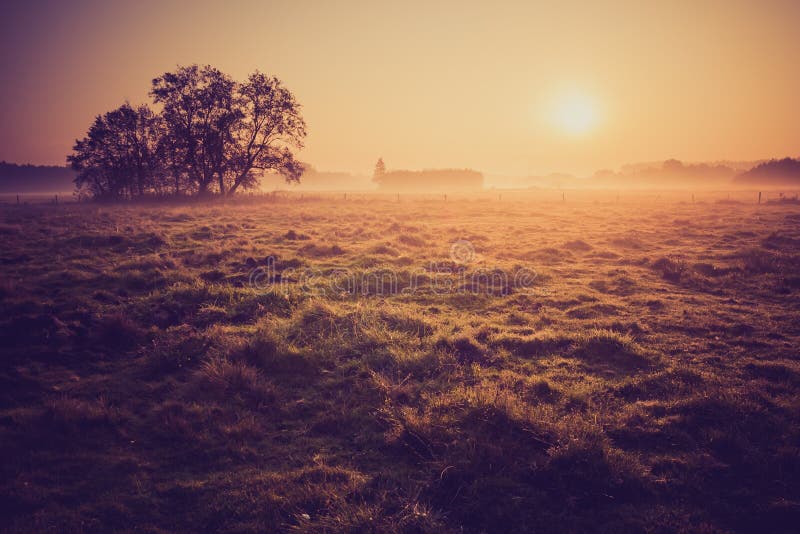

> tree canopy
[68,65,306,200]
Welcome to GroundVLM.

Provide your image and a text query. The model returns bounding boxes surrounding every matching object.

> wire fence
[1,189,798,206]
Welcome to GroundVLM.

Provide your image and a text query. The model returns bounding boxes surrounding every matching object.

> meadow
[1,192,799,532]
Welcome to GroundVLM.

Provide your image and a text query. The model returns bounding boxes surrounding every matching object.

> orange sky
[1,0,799,176]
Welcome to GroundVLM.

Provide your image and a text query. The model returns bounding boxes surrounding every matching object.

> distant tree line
[68,65,306,200]
[735,157,800,185]
[0,162,75,193]
[371,159,483,192]
[592,159,738,186]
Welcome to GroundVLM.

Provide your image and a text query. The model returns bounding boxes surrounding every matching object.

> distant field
[1,187,797,205]
[1,197,799,532]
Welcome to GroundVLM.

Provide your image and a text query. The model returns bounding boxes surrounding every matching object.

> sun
[551,90,598,136]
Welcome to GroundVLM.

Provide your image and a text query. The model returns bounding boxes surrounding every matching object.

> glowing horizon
[1,0,799,177]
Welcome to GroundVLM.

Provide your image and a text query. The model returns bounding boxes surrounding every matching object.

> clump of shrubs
[193,358,275,404]
[652,256,687,283]
[93,312,144,350]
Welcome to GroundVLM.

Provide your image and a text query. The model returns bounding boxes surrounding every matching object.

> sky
[1,0,799,176]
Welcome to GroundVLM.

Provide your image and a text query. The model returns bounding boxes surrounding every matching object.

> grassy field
[1,195,799,532]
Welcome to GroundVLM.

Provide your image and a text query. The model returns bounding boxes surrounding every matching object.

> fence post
[758,191,762,204]
[562,192,565,202]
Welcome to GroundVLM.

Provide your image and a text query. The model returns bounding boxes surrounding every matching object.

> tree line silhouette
[734,157,800,185]
[68,65,306,200]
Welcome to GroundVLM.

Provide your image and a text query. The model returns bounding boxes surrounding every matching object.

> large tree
[224,71,306,195]
[69,65,307,199]
[150,65,306,196]
[68,104,163,200]
[150,65,239,196]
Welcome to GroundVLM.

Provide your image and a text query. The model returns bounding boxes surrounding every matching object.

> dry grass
[1,196,799,532]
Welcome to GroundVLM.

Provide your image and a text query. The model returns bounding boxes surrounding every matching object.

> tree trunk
[217,172,226,196]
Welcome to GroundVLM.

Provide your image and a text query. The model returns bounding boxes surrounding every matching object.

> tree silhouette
[68,65,307,200]
[68,104,163,200]
[736,157,800,185]
[225,72,306,195]
[150,65,239,196]
[373,157,386,182]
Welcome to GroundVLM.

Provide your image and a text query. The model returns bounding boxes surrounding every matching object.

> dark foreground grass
[1,197,799,532]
